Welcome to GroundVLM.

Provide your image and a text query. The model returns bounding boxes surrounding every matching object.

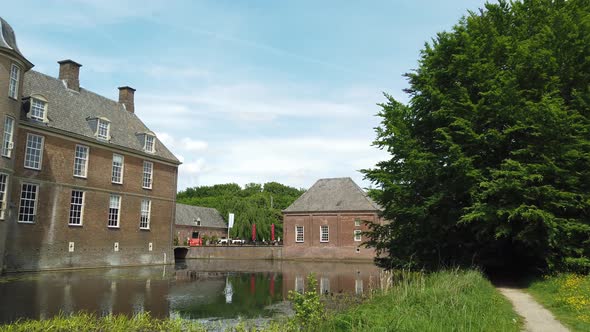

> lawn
[527,273,590,332]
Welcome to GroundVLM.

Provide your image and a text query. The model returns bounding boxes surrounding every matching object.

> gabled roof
[283,177,381,213]
[176,204,228,229]
[21,70,179,164]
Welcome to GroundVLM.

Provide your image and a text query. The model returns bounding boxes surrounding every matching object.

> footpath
[497,287,569,332]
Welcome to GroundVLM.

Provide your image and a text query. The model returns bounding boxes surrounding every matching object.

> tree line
[177,182,305,241]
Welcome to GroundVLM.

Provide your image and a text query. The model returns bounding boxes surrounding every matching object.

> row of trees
[363,0,590,273]
[177,182,305,240]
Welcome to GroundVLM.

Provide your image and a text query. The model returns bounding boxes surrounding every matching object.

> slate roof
[21,70,179,163]
[283,177,381,213]
[176,204,227,229]
[0,17,33,69]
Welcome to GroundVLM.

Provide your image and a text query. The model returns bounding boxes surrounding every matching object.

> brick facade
[0,18,180,273]
[283,212,381,260]
[175,225,227,245]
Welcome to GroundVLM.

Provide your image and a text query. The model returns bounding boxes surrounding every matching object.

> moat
[0,259,380,324]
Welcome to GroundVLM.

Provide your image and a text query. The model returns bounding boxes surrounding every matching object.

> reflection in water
[0,260,380,324]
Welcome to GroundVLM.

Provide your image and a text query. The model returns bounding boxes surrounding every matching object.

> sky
[4,0,493,190]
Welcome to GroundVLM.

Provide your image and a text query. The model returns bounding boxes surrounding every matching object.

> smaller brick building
[175,204,228,244]
[283,177,384,260]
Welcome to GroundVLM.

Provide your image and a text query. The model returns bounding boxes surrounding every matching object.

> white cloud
[180,138,208,152]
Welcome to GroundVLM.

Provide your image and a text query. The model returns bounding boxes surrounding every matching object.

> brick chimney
[58,59,82,91]
[118,86,136,113]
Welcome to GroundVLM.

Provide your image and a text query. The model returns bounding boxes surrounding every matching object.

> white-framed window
[354,218,361,227]
[18,183,38,223]
[24,133,44,170]
[111,154,124,184]
[69,190,84,226]
[320,225,329,242]
[354,230,362,242]
[2,116,14,158]
[142,161,153,189]
[8,64,20,99]
[295,276,304,293]
[108,195,121,228]
[140,199,151,229]
[73,145,89,178]
[0,173,8,220]
[144,135,155,153]
[97,119,110,140]
[295,225,304,243]
[30,97,47,122]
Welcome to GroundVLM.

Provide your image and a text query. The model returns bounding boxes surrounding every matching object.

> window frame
[354,218,361,227]
[73,145,89,178]
[354,230,362,242]
[97,119,110,140]
[8,64,20,99]
[144,134,155,153]
[68,190,85,226]
[140,199,151,230]
[24,133,44,170]
[0,173,8,220]
[320,225,329,243]
[108,194,121,228]
[295,225,304,243]
[111,154,124,184]
[18,182,39,224]
[29,97,48,122]
[2,116,14,158]
[142,161,153,189]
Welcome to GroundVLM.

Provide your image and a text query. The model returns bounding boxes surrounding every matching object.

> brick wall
[0,55,27,273]
[3,127,178,272]
[174,225,227,245]
[282,212,380,260]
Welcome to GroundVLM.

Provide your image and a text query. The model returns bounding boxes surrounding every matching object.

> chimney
[58,59,82,91]
[118,86,136,113]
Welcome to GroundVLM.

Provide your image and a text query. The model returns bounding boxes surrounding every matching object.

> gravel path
[498,287,569,332]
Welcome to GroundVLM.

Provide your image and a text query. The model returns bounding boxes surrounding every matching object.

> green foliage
[315,269,521,332]
[0,312,206,332]
[527,273,590,331]
[363,0,590,273]
[178,182,305,240]
[287,274,326,331]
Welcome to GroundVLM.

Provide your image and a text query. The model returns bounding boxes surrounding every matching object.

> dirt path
[498,287,569,332]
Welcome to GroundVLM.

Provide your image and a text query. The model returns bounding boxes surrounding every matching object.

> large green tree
[363,0,590,273]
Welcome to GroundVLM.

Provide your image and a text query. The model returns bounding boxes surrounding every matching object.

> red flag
[271,224,275,242]
[252,224,256,242]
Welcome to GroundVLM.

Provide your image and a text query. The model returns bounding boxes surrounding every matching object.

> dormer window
[29,96,48,122]
[144,134,155,153]
[97,119,110,140]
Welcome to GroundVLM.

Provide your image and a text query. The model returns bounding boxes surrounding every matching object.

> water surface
[0,259,380,324]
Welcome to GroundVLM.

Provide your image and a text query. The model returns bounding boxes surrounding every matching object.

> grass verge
[527,273,590,332]
[0,312,206,332]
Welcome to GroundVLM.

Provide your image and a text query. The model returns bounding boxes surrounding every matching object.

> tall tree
[363,0,590,273]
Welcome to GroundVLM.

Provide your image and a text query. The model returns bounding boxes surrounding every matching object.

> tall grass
[0,312,206,332]
[527,273,590,332]
[315,269,521,332]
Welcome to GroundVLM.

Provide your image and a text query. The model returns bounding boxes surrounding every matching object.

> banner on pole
[228,213,234,228]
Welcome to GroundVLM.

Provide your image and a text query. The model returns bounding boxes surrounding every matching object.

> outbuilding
[282,177,384,260]
[175,204,228,245]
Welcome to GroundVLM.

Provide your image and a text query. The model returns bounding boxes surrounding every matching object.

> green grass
[527,273,590,332]
[315,269,521,332]
[0,312,206,332]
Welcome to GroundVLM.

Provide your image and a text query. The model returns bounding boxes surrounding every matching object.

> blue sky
[4,0,492,190]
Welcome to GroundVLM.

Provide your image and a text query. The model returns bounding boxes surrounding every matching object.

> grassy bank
[0,312,206,332]
[311,269,521,332]
[527,273,590,332]
[1,269,520,332]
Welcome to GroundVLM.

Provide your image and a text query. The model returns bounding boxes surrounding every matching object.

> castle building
[282,177,384,260]
[0,17,180,273]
